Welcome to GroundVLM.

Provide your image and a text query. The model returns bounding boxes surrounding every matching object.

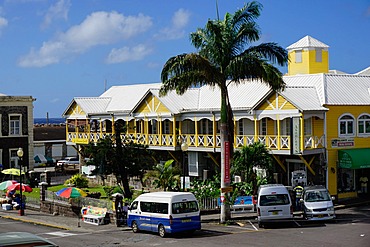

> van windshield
[260,194,290,206]
[172,201,199,214]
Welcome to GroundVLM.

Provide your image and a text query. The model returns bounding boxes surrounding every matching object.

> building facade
[62,36,370,199]
[0,94,35,173]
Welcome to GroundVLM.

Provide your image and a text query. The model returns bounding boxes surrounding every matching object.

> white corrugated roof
[74,97,111,114]
[100,83,161,112]
[283,73,370,105]
[325,74,370,105]
[280,86,328,111]
[287,35,329,50]
[150,88,199,113]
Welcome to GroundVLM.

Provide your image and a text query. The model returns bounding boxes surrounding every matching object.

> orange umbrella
[7,183,33,192]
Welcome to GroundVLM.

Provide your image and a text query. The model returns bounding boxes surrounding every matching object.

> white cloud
[156,8,191,40]
[18,11,153,67]
[0,16,8,34]
[41,0,71,29]
[105,44,152,64]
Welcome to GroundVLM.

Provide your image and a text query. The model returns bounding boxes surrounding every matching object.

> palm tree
[159,1,288,222]
[143,159,181,191]
[232,142,273,195]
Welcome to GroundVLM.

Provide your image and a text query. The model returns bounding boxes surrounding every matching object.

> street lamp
[17,147,24,216]
[181,142,188,191]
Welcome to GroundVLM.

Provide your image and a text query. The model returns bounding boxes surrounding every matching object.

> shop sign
[338,152,352,169]
[331,138,354,148]
[291,117,300,155]
[224,141,231,184]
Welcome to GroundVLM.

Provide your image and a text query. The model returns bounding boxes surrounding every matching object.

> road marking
[45,231,78,237]
[0,222,23,225]
[248,220,258,231]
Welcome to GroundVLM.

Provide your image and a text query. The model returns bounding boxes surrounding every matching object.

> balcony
[67,131,324,151]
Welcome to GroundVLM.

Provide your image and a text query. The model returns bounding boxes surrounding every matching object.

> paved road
[1,206,369,247]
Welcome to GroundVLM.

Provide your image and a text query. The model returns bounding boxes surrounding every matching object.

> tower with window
[287,35,329,75]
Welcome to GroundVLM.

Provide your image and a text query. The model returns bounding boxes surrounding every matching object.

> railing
[198,197,219,210]
[67,131,325,151]
[45,190,113,211]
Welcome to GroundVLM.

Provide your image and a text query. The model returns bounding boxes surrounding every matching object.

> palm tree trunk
[220,85,231,223]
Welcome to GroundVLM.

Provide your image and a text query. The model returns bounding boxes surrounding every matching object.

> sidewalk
[0,195,369,231]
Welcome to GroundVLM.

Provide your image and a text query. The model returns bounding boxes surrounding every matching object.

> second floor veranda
[66,116,325,154]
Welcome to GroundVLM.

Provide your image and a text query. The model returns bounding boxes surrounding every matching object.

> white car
[301,185,336,221]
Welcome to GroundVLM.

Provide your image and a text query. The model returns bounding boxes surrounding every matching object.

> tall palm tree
[159,1,288,222]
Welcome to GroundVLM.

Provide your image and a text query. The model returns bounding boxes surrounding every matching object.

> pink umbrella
[0,180,17,190]
[7,183,33,192]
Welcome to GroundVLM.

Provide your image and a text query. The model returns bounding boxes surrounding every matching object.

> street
[0,206,369,247]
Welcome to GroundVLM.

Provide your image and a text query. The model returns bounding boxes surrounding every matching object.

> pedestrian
[360,174,368,194]
[293,182,304,211]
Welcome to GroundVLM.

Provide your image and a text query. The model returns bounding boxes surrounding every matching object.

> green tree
[232,142,273,195]
[143,159,181,191]
[159,1,287,222]
[84,123,152,199]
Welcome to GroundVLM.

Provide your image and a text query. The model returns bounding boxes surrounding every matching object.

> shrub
[64,174,89,188]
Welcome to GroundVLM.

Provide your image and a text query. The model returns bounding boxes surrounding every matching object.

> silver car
[300,185,336,221]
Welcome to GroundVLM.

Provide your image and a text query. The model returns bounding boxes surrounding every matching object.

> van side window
[140,201,168,214]
[172,201,199,214]
[131,201,138,210]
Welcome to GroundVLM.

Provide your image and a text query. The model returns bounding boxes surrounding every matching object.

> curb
[0,215,71,231]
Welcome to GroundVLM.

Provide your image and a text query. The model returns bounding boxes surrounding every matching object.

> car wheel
[132,221,139,233]
[158,224,166,238]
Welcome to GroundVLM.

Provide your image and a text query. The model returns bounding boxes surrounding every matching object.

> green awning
[338,149,370,169]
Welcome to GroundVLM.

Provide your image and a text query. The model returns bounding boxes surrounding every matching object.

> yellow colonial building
[62,36,370,199]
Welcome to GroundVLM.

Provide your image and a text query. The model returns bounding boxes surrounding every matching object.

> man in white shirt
[360,175,368,194]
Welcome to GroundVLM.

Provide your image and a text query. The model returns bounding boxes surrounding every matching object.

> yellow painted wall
[135,94,170,114]
[288,49,329,75]
[65,102,86,116]
[312,117,324,137]
[325,105,370,196]
[259,94,297,111]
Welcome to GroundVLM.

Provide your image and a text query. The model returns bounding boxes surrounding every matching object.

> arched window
[339,114,355,136]
[358,114,370,135]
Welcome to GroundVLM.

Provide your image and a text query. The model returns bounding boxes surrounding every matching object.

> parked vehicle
[0,231,58,246]
[300,185,336,220]
[257,184,293,228]
[127,192,201,237]
[55,157,79,172]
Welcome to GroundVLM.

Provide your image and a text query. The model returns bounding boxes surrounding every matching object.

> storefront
[337,148,370,198]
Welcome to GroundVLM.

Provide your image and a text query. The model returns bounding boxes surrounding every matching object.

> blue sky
[0,0,369,118]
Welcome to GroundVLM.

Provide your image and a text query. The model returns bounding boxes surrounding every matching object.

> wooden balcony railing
[67,131,325,150]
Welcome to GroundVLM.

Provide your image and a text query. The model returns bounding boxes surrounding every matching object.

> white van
[257,184,293,228]
[127,192,201,237]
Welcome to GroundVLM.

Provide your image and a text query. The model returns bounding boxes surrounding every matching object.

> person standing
[293,182,304,211]
[360,175,368,194]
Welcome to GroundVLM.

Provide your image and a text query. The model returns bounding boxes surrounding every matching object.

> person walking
[293,182,304,211]
[360,175,368,194]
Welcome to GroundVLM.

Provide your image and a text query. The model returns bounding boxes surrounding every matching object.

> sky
[0,0,369,118]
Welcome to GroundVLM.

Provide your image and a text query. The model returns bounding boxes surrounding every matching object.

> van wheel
[132,221,139,233]
[158,224,166,238]
[258,222,263,228]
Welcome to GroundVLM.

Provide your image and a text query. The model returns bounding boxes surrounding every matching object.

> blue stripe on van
[127,214,201,234]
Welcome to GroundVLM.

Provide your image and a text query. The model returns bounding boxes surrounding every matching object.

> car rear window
[305,190,330,202]
[260,194,290,206]
[172,201,199,214]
